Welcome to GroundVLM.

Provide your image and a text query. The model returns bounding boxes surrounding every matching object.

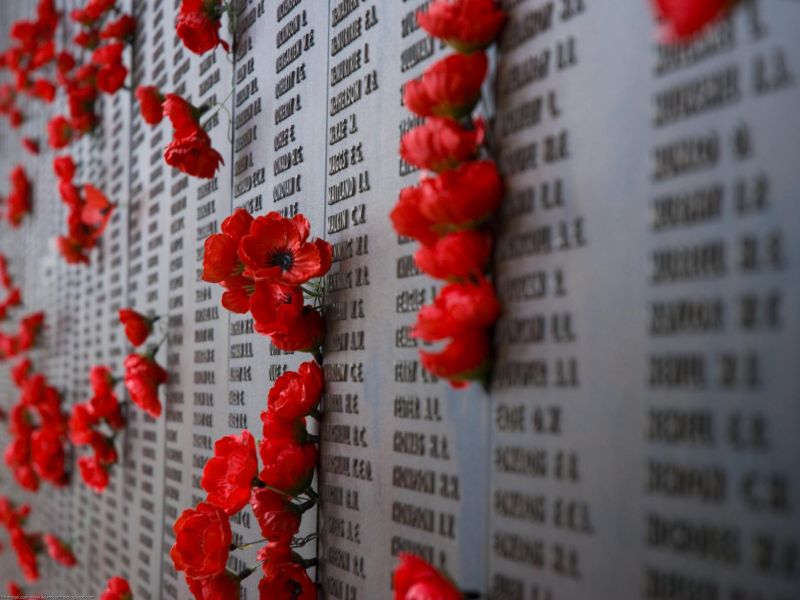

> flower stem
[230,538,268,551]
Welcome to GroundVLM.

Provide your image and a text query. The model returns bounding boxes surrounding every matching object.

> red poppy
[100,15,136,40]
[123,352,168,418]
[249,281,303,336]
[414,229,493,280]
[53,155,76,181]
[10,527,38,582]
[261,412,308,446]
[393,553,461,600]
[81,184,115,231]
[170,502,232,579]
[77,455,109,493]
[419,160,503,227]
[31,79,56,103]
[47,115,73,148]
[22,138,39,155]
[135,85,163,125]
[221,275,253,313]
[88,391,120,422]
[43,534,76,567]
[419,328,491,388]
[89,365,115,396]
[401,117,484,172]
[164,129,224,179]
[653,0,732,41]
[97,62,127,94]
[238,212,332,285]
[201,430,258,514]
[418,0,506,52]
[187,571,241,600]
[391,185,440,245]
[268,361,323,421]
[118,307,153,346]
[11,359,31,387]
[12,464,39,492]
[250,488,301,543]
[163,93,202,136]
[202,208,252,283]
[258,437,317,496]
[30,426,66,484]
[73,28,101,49]
[57,51,76,75]
[90,432,118,466]
[268,306,325,353]
[100,576,132,600]
[403,52,488,118]
[176,0,229,55]
[69,404,97,445]
[57,236,90,264]
[259,560,316,600]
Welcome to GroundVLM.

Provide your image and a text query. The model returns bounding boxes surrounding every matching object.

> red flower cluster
[0,311,44,359]
[158,93,224,179]
[69,365,124,493]
[0,0,59,132]
[176,0,230,55]
[36,0,135,150]
[391,0,505,388]
[172,360,323,599]
[393,554,462,600]
[202,209,331,353]
[4,165,32,228]
[100,576,132,600]
[55,158,115,264]
[653,0,734,41]
[4,365,69,491]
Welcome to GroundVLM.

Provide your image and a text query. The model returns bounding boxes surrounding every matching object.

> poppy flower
[22,138,39,155]
[221,274,254,314]
[261,412,309,446]
[57,236,90,264]
[249,281,304,335]
[31,79,56,103]
[401,117,484,172]
[90,365,115,396]
[170,502,232,579]
[135,85,163,125]
[418,0,506,52]
[238,212,332,285]
[164,129,224,179]
[118,307,154,346]
[74,28,101,49]
[30,427,66,484]
[267,305,325,353]
[403,52,488,118]
[390,186,439,246]
[187,571,241,600]
[419,328,491,388]
[100,15,137,40]
[418,160,503,227]
[77,455,109,493]
[393,553,461,600]
[201,430,258,514]
[163,93,202,136]
[250,488,301,543]
[69,404,97,445]
[100,576,132,600]
[267,361,324,421]
[653,0,732,41]
[47,115,73,148]
[123,352,168,418]
[258,437,317,496]
[53,155,76,181]
[259,560,317,599]
[176,0,230,55]
[91,43,128,94]
[43,534,76,567]
[81,184,115,231]
[89,432,118,466]
[12,464,39,492]
[201,208,252,283]
[10,527,39,582]
[11,358,31,387]
[414,229,493,280]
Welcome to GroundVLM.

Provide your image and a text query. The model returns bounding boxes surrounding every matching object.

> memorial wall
[0,0,797,599]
